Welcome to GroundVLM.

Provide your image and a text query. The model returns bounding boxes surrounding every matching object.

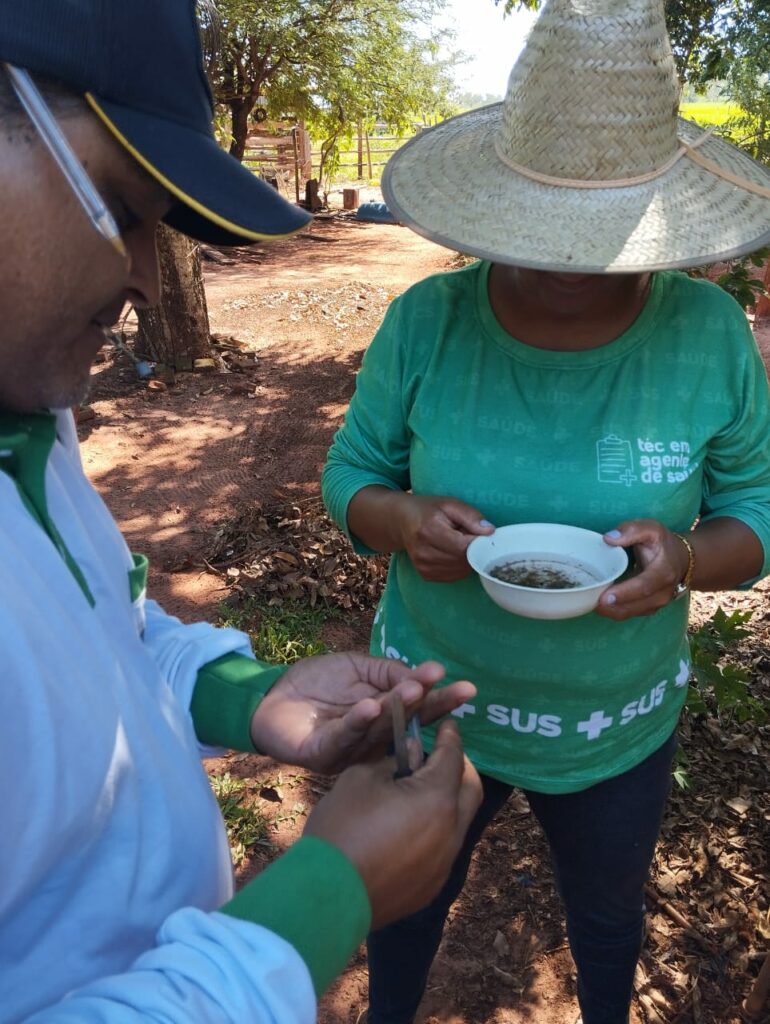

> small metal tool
[391,693,413,779]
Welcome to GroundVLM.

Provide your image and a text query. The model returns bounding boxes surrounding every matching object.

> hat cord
[494,127,770,200]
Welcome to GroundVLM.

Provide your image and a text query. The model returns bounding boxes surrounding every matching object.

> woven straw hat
[382,0,770,272]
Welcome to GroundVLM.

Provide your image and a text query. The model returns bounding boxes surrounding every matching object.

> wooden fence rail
[311,150,402,173]
[240,123,426,194]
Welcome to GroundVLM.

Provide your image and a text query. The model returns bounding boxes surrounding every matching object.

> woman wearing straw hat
[323,1,770,1022]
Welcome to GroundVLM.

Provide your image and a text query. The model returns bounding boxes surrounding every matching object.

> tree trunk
[135,224,212,371]
[229,98,253,161]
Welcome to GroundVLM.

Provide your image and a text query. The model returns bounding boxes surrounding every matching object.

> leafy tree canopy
[495,1,765,87]
[203,0,459,165]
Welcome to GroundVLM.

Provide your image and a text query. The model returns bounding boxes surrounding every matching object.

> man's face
[0,107,171,412]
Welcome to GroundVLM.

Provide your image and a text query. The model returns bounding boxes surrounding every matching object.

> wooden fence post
[291,127,300,204]
[305,178,322,212]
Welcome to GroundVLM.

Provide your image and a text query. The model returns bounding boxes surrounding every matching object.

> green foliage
[672,606,768,791]
[672,746,692,790]
[687,607,768,726]
[218,598,344,663]
[497,2,770,175]
[496,0,538,11]
[204,0,458,167]
[496,2,766,94]
[713,250,769,311]
[689,246,770,311]
[210,772,269,865]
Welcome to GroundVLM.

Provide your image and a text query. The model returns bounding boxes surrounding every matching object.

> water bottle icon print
[597,435,637,486]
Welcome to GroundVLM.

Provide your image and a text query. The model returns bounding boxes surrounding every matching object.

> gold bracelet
[673,532,695,599]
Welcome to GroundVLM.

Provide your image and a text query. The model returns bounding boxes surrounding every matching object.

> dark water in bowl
[489,553,603,590]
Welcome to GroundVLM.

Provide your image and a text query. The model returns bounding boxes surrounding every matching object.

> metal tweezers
[392,694,423,779]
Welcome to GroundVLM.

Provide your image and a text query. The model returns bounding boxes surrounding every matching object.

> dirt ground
[80,209,770,1024]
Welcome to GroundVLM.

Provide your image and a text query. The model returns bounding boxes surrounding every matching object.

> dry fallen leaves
[206,496,388,612]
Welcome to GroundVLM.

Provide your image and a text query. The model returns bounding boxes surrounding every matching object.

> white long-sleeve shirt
[0,410,331,1022]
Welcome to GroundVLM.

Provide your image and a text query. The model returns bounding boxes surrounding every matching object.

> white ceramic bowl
[466,523,628,620]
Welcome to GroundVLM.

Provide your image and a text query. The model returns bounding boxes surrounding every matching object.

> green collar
[0,409,56,451]
[0,410,95,606]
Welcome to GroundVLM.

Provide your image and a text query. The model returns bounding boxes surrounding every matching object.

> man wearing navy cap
[0,2,481,1020]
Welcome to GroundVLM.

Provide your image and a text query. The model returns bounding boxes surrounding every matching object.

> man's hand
[304,719,482,930]
[250,653,476,774]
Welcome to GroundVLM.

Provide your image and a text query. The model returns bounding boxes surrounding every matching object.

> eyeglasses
[4,62,127,261]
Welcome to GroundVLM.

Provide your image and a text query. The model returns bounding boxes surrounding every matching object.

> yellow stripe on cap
[86,93,302,243]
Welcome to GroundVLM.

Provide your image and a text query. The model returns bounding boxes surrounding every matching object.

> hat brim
[382,105,770,273]
[87,94,311,246]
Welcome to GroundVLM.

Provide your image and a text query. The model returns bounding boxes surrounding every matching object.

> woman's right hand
[396,494,495,582]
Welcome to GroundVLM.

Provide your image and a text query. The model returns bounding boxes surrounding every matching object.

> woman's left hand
[596,518,690,620]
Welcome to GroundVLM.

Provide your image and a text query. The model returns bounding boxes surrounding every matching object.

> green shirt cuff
[221,836,371,995]
[191,652,289,752]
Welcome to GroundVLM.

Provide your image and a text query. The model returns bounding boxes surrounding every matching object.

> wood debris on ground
[220,281,392,334]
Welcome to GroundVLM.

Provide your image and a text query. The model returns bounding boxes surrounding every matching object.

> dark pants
[367,731,677,1024]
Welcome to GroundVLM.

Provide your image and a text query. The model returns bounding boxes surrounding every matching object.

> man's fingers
[418,680,477,723]
[416,720,482,824]
[456,754,483,828]
[415,719,465,788]
[368,658,456,709]
[360,654,443,695]
[379,658,444,693]
[408,660,447,686]
[346,696,384,727]
[342,686,425,755]
[323,698,385,758]
[406,735,423,772]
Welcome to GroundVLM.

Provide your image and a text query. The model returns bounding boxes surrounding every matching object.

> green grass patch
[679,100,759,151]
[210,772,269,866]
[680,100,743,126]
[219,598,347,663]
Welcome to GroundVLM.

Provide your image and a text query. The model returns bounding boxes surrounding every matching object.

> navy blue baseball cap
[0,0,311,245]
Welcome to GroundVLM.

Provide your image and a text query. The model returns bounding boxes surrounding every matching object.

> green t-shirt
[323,262,770,793]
